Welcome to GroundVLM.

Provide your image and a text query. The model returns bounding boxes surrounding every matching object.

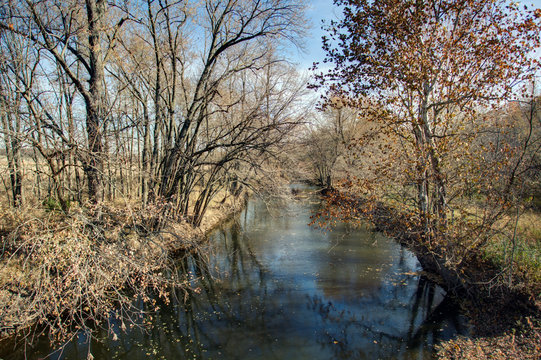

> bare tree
[156,0,305,202]
[303,98,359,189]
[0,26,27,206]
[1,0,128,203]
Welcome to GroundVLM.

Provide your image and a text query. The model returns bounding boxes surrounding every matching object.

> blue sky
[289,0,336,70]
[293,0,541,71]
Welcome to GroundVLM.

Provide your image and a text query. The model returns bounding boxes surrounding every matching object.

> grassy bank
[435,210,541,360]
[0,190,248,350]
[314,189,540,360]
[483,210,541,294]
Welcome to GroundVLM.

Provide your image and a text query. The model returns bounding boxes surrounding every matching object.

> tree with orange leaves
[314,0,540,247]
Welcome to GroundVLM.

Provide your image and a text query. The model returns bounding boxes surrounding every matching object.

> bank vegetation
[0,0,308,350]
[306,0,541,358]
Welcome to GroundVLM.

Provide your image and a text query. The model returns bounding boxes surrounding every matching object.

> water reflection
[4,187,469,359]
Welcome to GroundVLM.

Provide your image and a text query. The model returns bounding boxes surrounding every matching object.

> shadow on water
[3,186,470,359]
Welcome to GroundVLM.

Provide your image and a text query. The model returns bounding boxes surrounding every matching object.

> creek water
[6,186,469,359]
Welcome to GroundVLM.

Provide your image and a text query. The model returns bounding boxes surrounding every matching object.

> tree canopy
[313,0,541,266]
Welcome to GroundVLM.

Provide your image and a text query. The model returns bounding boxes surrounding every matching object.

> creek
[8,186,469,359]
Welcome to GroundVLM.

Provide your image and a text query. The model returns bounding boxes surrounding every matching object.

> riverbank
[315,189,540,360]
[0,190,248,350]
[436,316,540,359]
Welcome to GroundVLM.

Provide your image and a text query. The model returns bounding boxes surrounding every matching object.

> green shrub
[42,197,69,212]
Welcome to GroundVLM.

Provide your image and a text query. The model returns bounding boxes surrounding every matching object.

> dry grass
[0,202,193,346]
[436,317,541,360]
[378,188,541,292]
[0,185,248,350]
[515,211,541,247]
[198,189,248,233]
[481,210,541,293]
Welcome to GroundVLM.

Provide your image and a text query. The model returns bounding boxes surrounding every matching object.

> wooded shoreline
[0,0,540,358]
[316,189,540,359]
[0,190,249,355]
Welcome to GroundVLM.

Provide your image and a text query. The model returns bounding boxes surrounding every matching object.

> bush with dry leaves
[0,202,201,347]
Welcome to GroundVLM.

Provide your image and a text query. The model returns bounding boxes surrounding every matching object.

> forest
[0,0,540,359]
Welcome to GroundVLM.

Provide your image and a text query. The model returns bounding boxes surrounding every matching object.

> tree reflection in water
[16,188,469,360]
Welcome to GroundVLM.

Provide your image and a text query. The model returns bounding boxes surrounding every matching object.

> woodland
[0,0,540,358]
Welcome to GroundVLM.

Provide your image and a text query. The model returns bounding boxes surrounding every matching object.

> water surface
[5,187,468,359]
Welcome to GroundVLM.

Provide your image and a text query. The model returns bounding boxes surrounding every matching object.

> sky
[292,0,337,70]
[293,0,541,72]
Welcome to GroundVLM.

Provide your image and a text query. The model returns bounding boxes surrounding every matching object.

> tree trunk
[84,0,106,203]
[1,113,22,207]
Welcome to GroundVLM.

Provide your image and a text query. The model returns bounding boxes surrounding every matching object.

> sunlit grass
[483,210,541,288]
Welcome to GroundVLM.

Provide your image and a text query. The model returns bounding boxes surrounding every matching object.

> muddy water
[6,186,469,359]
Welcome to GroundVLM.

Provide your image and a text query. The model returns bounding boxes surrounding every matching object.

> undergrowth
[483,210,541,294]
[0,201,202,350]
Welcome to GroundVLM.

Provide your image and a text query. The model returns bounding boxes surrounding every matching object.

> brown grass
[481,209,541,294]
[436,317,541,360]
[0,203,189,346]
[0,184,249,349]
